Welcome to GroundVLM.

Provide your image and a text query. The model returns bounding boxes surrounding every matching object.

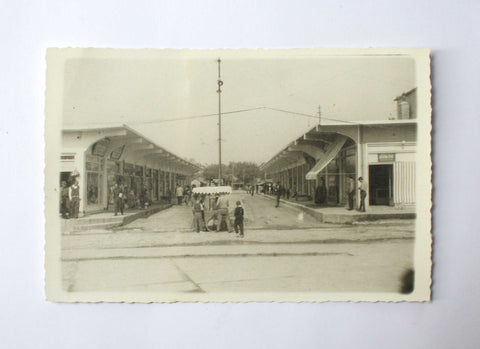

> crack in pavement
[169,259,205,293]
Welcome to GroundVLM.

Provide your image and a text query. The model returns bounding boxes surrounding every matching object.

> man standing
[114,183,124,216]
[192,197,203,233]
[60,181,70,219]
[176,184,184,205]
[347,176,356,210]
[358,177,367,212]
[216,193,232,232]
[275,182,283,208]
[69,177,80,219]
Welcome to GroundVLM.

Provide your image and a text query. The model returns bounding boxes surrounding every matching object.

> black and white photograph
[45,48,431,302]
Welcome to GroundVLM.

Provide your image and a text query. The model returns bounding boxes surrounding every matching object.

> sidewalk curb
[63,204,173,233]
[259,195,415,224]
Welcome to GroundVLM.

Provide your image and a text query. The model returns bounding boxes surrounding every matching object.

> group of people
[347,176,367,212]
[107,183,152,216]
[188,192,245,238]
[175,184,193,206]
[265,176,368,212]
[60,177,81,219]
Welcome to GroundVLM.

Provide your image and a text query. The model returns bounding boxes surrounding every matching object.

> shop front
[261,120,417,210]
[60,125,201,216]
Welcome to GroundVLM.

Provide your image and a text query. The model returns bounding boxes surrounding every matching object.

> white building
[61,124,201,215]
[260,119,417,209]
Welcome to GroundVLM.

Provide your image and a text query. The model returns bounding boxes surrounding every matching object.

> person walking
[347,176,356,210]
[234,200,244,238]
[175,185,184,205]
[216,193,232,232]
[113,183,124,216]
[69,177,80,219]
[192,197,203,233]
[275,182,283,208]
[358,176,367,212]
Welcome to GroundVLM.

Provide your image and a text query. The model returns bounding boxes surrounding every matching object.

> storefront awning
[305,135,347,180]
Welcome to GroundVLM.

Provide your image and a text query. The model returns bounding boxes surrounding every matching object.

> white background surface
[1,1,479,348]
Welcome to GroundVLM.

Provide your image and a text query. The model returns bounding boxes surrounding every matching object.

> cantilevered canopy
[305,135,347,180]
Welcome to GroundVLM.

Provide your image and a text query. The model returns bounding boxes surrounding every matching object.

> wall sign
[378,153,395,162]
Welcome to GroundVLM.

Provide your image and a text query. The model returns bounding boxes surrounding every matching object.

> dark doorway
[369,164,393,205]
[60,172,71,185]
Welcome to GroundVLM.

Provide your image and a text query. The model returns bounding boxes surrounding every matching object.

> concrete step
[72,221,123,232]
[62,204,173,233]
[75,216,125,224]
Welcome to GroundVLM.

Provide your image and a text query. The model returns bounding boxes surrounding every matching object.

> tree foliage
[202,162,260,184]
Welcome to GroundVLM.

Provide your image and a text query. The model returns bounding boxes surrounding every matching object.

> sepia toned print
[45,48,432,302]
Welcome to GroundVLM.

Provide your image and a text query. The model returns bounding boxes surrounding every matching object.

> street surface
[62,192,415,293]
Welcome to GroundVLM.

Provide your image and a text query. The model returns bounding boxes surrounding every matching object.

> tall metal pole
[217,58,223,184]
[318,105,322,125]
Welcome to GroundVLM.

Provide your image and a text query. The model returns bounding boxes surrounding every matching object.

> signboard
[378,153,395,162]
[110,145,125,160]
[91,139,110,157]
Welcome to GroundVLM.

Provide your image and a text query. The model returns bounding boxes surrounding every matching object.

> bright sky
[63,51,415,165]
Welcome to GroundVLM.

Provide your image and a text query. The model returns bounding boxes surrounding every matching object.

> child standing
[234,200,244,238]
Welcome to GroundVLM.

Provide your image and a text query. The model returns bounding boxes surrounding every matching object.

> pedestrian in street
[275,182,283,208]
[176,184,184,205]
[215,193,232,232]
[192,197,203,233]
[347,176,356,210]
[60,181,70,219]
[69,177,80,219]
[234,200,244,238]
[358,176,367,212]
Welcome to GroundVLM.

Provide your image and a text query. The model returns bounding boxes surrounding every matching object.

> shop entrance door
[60,172,71,185]
[369,164,393,205]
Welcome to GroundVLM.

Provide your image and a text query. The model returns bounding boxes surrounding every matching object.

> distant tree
[228,162,260,184]
[202,164,230,182]
[201,162,260,185]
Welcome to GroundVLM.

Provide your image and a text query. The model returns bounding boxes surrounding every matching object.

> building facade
[260,120,417,209]
[61,124,201,215]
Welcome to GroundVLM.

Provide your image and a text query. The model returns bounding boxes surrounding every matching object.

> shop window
[86,155,104,206]
[87,172,103,205]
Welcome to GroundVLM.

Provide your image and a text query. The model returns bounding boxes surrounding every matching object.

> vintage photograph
[45,48,432,302]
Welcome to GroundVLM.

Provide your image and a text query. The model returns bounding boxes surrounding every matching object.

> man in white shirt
[358,177,367,212]
[175,185,184,205]
[216,194,232,232]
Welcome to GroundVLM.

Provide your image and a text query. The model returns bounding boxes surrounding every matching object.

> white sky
[63,53,415,165]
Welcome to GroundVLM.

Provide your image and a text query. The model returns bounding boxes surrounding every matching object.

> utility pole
[318,105,322,125]
[217,58,223,185]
